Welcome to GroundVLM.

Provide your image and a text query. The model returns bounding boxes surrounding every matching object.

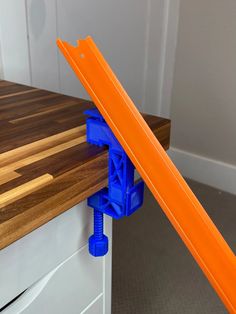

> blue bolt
[89,209,108,257]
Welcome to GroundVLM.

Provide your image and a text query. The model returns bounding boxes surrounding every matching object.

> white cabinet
[81,295,103,314]
[0,202,112,314]
[3,247,103,314]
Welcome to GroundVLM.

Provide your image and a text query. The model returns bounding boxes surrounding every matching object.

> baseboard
[168,147,236,195]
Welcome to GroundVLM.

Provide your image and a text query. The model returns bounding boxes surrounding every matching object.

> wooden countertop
[0,80,171,250]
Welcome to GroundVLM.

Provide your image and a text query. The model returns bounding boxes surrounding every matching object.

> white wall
[0,0,31,85]
[170,0,236,194]
[0,40,3,79]
[0,0,178,114]
[57,0,149,107]
[27,0,60,92]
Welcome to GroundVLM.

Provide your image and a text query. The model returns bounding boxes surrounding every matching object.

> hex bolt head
[89,234,109,257]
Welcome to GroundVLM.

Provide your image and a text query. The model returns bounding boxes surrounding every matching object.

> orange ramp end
[57,36,236,313]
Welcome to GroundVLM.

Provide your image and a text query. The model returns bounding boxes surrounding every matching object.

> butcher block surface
[0,80,171,250]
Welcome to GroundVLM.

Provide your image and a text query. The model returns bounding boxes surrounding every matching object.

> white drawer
[2,245,103,314]
[81,295,103,314]
[0,201,93,308]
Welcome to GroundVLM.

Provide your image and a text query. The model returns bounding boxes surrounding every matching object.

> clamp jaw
[85,108,144,257]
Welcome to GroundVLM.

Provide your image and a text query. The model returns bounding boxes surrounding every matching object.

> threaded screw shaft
[94,209,104,240]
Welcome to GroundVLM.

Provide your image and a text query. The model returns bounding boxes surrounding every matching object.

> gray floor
[112,179,236,313]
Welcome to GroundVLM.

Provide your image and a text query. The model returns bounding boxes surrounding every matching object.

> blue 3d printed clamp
[85,108,144,257]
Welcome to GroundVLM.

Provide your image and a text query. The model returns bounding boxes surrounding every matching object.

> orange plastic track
[57,37,236,313]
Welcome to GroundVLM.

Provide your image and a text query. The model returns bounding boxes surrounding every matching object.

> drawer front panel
[0,201,93,308]
[3,245,103,314]
[81,295,103,314]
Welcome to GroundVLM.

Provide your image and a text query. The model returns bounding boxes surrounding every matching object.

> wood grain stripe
[0,170,107,250]
[0,136,86,174]
[0,174,53,208]
[0,92,60,111]
[0,125,86,162]
[0,88,38,100]
[0,153,108,220]
[0,172,21,185]
[9,100,79,123]
[0,81,15,87]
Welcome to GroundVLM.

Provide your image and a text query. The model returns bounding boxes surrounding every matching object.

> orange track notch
[57,36,236,313]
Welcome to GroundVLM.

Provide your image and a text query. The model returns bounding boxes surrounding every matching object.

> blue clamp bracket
[85,108,144,257]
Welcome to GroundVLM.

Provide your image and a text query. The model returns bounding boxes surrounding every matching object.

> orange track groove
[57,36,236,313]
